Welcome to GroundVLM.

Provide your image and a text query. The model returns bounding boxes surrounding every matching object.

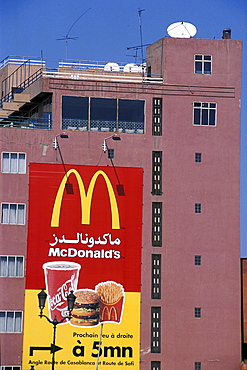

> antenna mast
[57,8,91,59]
[138,8,145,74]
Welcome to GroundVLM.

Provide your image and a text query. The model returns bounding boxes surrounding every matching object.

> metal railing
[0,68,43,107]
[0,115,52,130]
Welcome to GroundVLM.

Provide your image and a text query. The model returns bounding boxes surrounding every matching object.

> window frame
[193,102,217,127]
[151,307,161,353]
[194,362,202,370]
[152,151,162,195]
[152,202,162,247]
[151,361,161,370]
[194,54,212,75]
[0,256,24,277]
[62,96,146,134]
[194,255,201,266]
[1,366,21,370]
[152,98,162,136]
[152,254,161,299]
[195,153,202,163]
[0,311,23,333]
[194,307,202,318]
[1,152,26,174]
[1,203,26,225]
[195,203,201,214]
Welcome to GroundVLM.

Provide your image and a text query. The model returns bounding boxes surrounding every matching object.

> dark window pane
[195,153,202,163]
[119,99,145,133]
[195,61,202,74]
[62,96,88,119]
[62,96,88,130]
[202,109,208,125]
[194,108,200,125]
[119,99,144,122]
[209,109,216,125]
[90,98,116,132]
[204,55,211,60]
[90,98,116,120]
[195,55,202,60]
[204,62,211,74]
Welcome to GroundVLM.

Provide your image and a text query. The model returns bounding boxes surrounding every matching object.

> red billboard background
[26,163,143,294]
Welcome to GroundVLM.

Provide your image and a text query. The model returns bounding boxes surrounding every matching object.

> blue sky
[1,0,247,254]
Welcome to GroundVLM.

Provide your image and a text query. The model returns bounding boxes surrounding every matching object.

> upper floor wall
[146,36,242,92]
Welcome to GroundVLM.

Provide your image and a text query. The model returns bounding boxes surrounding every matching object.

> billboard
[22,164,143,370]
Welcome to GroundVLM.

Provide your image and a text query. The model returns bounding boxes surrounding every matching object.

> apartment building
[0,29,242,370]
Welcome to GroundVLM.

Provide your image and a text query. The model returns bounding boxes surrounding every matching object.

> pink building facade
[0,32,242,370]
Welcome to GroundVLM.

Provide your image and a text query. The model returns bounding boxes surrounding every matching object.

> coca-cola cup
[43,261,81,323]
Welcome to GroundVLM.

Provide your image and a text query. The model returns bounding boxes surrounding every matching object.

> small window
[1,367,21,370]
[152,203,162,247]
[195,153,202,163]
[195,54,212,74]
[194,255,201,266]
[152,254,161,299]
[193,102,216,126]
[152,98,162,136]
[2,152,26,174]
[151,361,160,370]
[152,151,162,195]
[0,256,24,277]
[151,307,161,353]
[1,203,26,225]
[195,203,201,214]
[195,362,202,370]
[0,311,23,332]
[194,307,201,318]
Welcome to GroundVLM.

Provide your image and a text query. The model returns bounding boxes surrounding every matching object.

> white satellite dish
[124,63,140,73]
[104,62,120,72]
[167,22,197,38]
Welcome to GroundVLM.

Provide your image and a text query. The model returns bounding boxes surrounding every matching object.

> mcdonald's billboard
[23,163,143,370]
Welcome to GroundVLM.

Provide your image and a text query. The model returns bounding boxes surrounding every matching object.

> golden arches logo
[51,169,120,229]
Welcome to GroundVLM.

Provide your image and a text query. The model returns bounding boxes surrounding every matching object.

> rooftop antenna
[138,8,145,68]
[57,8,91,59]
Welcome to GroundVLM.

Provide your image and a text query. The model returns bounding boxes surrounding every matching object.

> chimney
[222,29,231,39]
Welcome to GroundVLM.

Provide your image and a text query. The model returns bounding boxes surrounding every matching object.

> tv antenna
[57,8,91,59]
[126,9,149,74]
[138,8,145,69]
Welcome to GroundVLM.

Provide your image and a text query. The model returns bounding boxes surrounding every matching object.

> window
[152,254,161,299]
[151,361,161,370]
[194,255,201,266]
[151,307,161,353]
[152,203,162,247]
[118,99,145,133]
[152,151,162,195]
[195,362,201,370]
[62,96,89,131]
[1,367,21,370]
[193,102,216,126]
[0,256,24,277]
[152,98,162,136]
[1,203,25,225]
[2,152,26,174]
[42,95,52,129]
[194,307,201,318]
[195,153,202,163]
[0,311,23,332]
[62,96,145,133]
[195,54,212,74]
[195,203,201,214]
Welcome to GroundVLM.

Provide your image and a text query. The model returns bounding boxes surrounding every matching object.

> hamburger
[70,289,100,326]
